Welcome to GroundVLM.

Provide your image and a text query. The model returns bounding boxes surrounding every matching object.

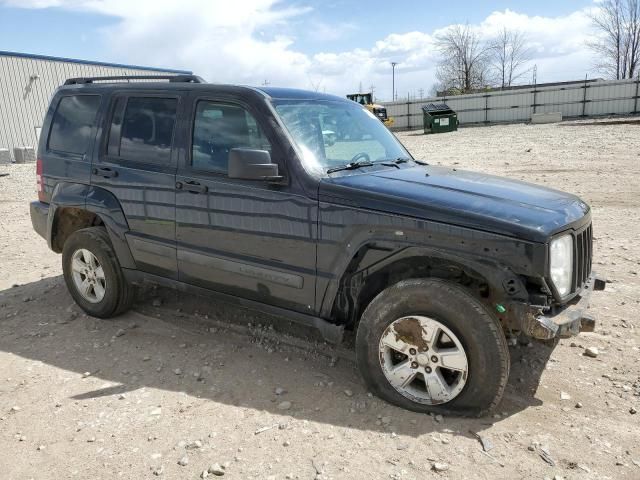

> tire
[62,227,135,318]
[356,278,509,417]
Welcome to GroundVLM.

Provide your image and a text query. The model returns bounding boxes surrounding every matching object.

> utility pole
[418,88,424,99]
[369,84,376,100]
[531,64,537,86]
[262,79,270,86]
[633,70,639,114]
[532,65,538,114]
[391,62,398,101]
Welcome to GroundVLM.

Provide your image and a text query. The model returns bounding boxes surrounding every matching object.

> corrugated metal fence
[383,78,640,130]
[0,51,190,162]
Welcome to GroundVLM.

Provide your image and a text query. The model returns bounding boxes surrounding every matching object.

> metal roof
[0,50,191,74]
[58,83,344,104]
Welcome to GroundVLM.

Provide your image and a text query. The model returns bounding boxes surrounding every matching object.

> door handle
[93,167,118,178]
[182,180,208,194]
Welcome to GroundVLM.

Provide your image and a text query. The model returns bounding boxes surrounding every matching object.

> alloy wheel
[70,248,106,304]
[378,315,468,405]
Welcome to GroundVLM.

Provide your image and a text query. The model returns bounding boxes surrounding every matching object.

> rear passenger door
[92,93,182,278]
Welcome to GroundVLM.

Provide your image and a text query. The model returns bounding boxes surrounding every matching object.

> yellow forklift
[346,93,394,127]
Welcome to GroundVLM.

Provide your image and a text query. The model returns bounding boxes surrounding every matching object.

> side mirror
[228,148,283,181]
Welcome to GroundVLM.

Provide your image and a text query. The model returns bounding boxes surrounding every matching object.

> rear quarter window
[48,95,101,155]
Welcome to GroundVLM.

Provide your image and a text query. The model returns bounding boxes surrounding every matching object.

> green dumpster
[422,103,459,134]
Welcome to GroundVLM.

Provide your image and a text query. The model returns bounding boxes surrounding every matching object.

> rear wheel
[62,227,135,317]
[356,278,509,416]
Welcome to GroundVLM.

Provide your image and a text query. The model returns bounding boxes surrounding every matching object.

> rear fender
[49,183,135,269]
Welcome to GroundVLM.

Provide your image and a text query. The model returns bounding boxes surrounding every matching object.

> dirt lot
[1,118,639,480]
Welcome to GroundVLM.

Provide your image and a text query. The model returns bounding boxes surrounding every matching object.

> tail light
[36,158,45,202]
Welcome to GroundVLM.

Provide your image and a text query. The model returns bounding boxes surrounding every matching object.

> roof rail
[63,74,205,85]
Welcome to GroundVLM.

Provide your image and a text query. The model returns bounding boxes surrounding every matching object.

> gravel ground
[0,118,639,480]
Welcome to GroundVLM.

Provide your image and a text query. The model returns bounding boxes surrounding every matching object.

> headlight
[550,234,574,297]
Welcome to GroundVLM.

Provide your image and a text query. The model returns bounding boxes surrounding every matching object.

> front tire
[62,227,135,318]
[356,278,509,417]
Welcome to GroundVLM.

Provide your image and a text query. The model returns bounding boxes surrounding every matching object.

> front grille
[572,223,593,292]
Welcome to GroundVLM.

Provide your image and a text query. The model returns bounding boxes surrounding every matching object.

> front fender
[358,245,526,298]
[316,204,545,318]
[321,243,529,315]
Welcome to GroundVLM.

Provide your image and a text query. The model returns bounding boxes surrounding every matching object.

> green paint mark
[496,304,506,314]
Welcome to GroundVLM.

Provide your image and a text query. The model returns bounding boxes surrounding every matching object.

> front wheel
[62,227,135,318]
[356,278,509,416]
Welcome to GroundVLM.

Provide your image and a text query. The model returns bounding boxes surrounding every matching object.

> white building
[0,50,191,163]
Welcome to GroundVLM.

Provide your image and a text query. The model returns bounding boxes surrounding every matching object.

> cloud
[6,0,314,86]
[305,20,358,43]
[476,9,593,56]
[3,1,599,100]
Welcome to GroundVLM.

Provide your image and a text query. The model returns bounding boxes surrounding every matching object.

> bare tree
[590,0,640,79]
[489,28,532,88]
[435,24,491,94]
[308,76,324,92]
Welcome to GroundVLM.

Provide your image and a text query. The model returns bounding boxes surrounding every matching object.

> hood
[320,165,590,242]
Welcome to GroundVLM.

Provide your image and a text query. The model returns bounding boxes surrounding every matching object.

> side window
[192,102,271,174]
[48,95,101,154]
[109,97,177,164]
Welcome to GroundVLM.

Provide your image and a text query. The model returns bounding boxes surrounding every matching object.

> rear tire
[62,227,135,318]
[356,278,509,417]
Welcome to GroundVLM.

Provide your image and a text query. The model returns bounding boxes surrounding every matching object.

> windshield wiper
[379,157,411,168]
[326,157,415,174]
[391,157,411,164]
[326,160,374,174]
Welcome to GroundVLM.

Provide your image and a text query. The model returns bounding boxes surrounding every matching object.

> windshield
[272,99,411,175]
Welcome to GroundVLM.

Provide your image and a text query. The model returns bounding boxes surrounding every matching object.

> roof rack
[64,74,205,85]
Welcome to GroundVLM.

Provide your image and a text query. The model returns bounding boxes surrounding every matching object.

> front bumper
[520,274,606,340]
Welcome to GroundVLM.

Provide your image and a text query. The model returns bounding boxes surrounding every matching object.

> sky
[0,0,603,100]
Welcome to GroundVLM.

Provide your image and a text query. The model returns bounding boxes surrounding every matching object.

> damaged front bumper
[518,274,606,340]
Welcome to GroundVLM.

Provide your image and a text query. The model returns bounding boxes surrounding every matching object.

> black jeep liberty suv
[30,75,604,416]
